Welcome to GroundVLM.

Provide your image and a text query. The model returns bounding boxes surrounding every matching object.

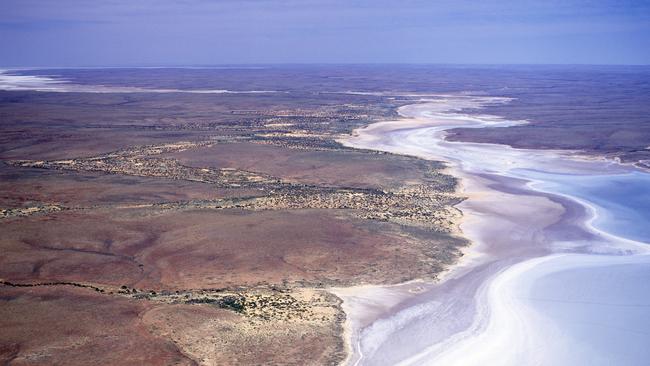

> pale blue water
[520,255,650,366]
[346,97,650,366]
[511,169,650,365]
[520,170,650,244]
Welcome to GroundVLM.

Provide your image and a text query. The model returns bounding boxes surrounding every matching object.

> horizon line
[2,62,650,70]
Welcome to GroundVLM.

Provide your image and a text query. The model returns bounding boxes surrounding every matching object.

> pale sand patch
[332,95,599,365]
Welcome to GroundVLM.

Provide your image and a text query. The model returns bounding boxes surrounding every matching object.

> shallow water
[340,96,650,366]
[400,253,650,366]
[525,170,650,244]
[522,255,650,365]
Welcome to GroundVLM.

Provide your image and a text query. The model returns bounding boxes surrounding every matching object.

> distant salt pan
[0,69,281,94]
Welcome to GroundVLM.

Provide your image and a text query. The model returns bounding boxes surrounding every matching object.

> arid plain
[1,66,649,365]
[0,68,467,365]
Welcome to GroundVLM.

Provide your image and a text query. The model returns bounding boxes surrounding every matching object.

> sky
[1,0,649,66]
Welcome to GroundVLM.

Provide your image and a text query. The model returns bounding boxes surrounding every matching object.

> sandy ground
[334,95,650,365]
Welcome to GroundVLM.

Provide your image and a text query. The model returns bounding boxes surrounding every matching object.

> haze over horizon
[2,0,650,67]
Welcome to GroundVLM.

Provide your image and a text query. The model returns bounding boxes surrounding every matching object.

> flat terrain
[442,67,650,167]
[0,68,465,365]
[12,65,649,163]
[0,285,344,365]
[2,65,646,365]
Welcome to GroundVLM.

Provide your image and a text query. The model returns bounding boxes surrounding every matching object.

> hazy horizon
[2,0,649,67]
[3,63,650,70]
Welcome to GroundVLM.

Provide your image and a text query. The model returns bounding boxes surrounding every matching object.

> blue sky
[1,0,649,66]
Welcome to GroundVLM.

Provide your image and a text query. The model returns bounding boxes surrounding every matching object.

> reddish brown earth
[0,286,342,365]
[168,142,442,190]
[0,78,462,365]
[2,65,647,365]
[1,207,447,289]
[0,163,259,208]
[142,294,343,366]
[0,286,195,365]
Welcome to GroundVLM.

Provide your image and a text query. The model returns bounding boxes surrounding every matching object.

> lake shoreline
[333,95,650,365]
